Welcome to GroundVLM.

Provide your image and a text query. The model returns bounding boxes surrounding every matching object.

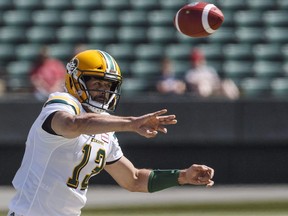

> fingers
[192,164,215,187]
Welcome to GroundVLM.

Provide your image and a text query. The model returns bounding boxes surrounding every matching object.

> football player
[8,50,214,216]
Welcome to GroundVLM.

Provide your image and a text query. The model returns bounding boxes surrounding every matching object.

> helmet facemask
[79,72,121,113]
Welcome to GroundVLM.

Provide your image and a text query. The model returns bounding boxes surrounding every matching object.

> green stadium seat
[277,0,288,9]
[43,0,73,10]
[158,0,188,10]
[130,60,161,79]
[234,10,263,27]
[0,27,27,44]
[220,10,234,27]
[222,60,253,79]
[119,11,148,26]
[26,26,57,43]
[57,27,87,43]
[121,78,153,95]
[271,78,288,98]
[282,44,288,60]
[208,27,236,44]
[198,44,223,60]
[223,44,253,60]
[253,61,283,78]
[130,0,160,10]
[90,10,119,26]
[72,0,101,10]
[246,0,277,10]
[0,0,14,10]
[46,44,74,62]
[253,44,282,60]
[105,44,135,61]
[14,0,42,10]
[61,10,91,26]
[101,0,131,10]
[16,44,42,61]
[84,43,106,51]
[236,27,265,44]
[240,78,271,97]
[32,10,62,26]
[135,44,164,60]
[6,61,33,91]
[0,44,16,62]
[171,60,191,77]
[3,10,33,27]
[87,27,117,44]
[147,26,176,44]
[265,27,288,44]
[117,27,147,44]
[147,10,174,26]
[263,11,288,27]
[164,44,192,61]
[176,31,208,44]
[217,0,247,10]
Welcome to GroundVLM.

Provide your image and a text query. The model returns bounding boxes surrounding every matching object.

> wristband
[148,169,180,193]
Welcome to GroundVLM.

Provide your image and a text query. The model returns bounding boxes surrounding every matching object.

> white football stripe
[202,4,217,34]
[174,9,183,34]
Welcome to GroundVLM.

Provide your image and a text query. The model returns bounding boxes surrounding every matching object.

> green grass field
[3,201,287,216]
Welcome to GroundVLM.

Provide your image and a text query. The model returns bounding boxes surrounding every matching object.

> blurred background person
[185,48,239,100]
[156,57,186,95]
[29,46,66,101]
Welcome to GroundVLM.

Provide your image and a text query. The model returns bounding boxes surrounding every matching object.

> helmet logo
[66,58,79,75]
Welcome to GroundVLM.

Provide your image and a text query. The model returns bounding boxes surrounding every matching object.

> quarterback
[8,50,214,216]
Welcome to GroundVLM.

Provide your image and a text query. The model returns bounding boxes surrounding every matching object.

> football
[174,2,224,38]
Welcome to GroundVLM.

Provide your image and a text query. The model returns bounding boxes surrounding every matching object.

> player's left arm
[105,156,214,193]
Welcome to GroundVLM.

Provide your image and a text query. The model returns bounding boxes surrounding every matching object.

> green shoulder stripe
[44,99,79,115]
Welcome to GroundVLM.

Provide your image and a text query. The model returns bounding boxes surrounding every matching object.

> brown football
[174,2,224,37]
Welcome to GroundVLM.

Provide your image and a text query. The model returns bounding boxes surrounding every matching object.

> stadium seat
[223,44,253,60]
[16,44,42,61]
[236,27,265,44]
[32,10,62,27]
[117,27,147,44]
[119,11,148,26]
[176,31,208,44]
[282,44,288,60]
[246,0,277,10]
[208,27,236,44]
[90,10,119,27]
[3,10,33,27]
[57,27,87,44]
[277,0,288,9]
[271,78,288,98]
[234,10,263,27]
[158,0,188,10]
[26,26,57,43]
[147,26,176,44]
[263,11,288,27]
[265,27,288,44]
[46,44,74,62]
[130,60,161,79]
[0,44,16,62]
[135,44,164,60]
[164,44,192,61]
[130,0,160,10]
[121,78,154,95]
[87,27,117,44]
[72,0,101,10]
[147,10,175,26]
[222,60,253,79]
[170,60,190,77]
[6,61,33,91]
[0,27,27,44]
[105,43,135,61]
[101,0,131,10]
[198,44,223,60]
[14,0,42,10]
[61,10,91,27]
[252,44,282,60]
[43,0,73,10]
[220,10,234,27]
[217,0,247,10]
[240,78,271,97]
[253,61,284,78]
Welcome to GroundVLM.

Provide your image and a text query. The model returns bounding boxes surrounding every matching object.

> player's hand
[179,164,214,187]
[132,109,177,138]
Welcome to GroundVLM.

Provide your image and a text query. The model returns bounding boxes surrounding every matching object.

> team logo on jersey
[66,58,79,75]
